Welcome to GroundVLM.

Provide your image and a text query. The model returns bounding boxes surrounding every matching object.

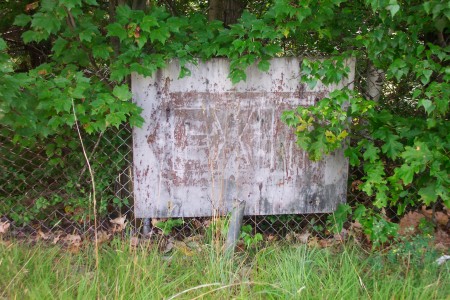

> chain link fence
[1,124,393,241]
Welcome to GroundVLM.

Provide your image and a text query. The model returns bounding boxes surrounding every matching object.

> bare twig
[72,99,99,270]
[78,131,104,182]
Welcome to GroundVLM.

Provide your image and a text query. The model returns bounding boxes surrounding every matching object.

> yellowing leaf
[325,130,336,143]
[337,130,348,141]
[296,123,308,132]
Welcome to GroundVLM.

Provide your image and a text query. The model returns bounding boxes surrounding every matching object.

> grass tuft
[0,239,448,299]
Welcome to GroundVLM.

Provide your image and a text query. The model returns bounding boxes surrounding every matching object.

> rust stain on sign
[132,58,355,218]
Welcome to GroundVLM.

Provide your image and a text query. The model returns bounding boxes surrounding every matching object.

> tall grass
[0,239,448,299]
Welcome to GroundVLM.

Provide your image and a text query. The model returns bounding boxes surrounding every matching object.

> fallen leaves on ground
[435,229,450,251]
[399,211,427,235]
[286,232,310,244]
[64,234,82,253]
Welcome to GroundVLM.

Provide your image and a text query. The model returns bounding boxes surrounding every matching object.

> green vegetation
[1,0,448,242]
[0,239,448,299]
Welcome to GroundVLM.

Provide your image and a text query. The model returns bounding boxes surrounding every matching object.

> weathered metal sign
[132,58,355,218]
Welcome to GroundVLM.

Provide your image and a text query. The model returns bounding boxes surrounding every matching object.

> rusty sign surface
[132,58,355,218]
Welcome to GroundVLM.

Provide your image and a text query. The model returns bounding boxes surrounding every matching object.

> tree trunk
[132,0,149,11]
[208,0,247,26]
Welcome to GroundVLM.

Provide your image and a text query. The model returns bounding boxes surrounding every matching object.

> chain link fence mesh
[1,124,399,241]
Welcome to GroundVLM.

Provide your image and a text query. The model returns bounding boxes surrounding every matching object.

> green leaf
[330,203,351,232]
[401,143,432,164]
[107,23,127,41]
[0,38,6,51]
[381,134,403,159]
[229,69,247,84]
[141,16,159,32]
[257,60,270,72]
[113,85,132,101]
[423,2,431,14]
[79,30,94,42]
[92,44,111,59]
[116,5,132,21]
[60,0,82,10]
[83,0,98,5]
[386,0,400,17]
[52,38,68,56]
[344,147,360,166]
[353,204,366,220]
[418,182,438,205]
[22,30,47,43]
[31,12,61,34]
[420,69,433,85]
[106,111,127,128]
[363,143,380,163]
[150,27,170,44]
[394,164,415,186]
[14,14,32,27]
[418,99,435,115]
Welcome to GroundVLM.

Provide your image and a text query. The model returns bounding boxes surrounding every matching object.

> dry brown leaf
[285,232,295,242]
[307,236,320,248]
[184,235,203,243]
[319,239,335,248]
[267,234,277,242]
[64,234,82,253]
[435,229,450,250]
[350,221,362,230]
[420,206,433,219]
[96,231,111,244]
[435,242,447,252]
[334,229,348,242]
[53,234,62,244]
[163,238,174,253]
[110,216,127,232]
[351,180,363,191]
[110,215,127,225]
[38,230,50,240]
[65,234,81,243]
[235,240,246,252]
[191,219,203,230]
[435,212,449,226]
[420,206,449,226]
[174,241,194,256]
[296,232,311,244]
[151,218,167,227]
[0,221,11,234]
[0,239,12,247]
[398,212,425,235]
[130,236,139,248]
[25,1,39,12]
[151,218,159,227]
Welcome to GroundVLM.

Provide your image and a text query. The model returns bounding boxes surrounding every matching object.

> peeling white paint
[132,58,355,218]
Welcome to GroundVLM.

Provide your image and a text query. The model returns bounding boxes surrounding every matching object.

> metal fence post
[225,199,246,255]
